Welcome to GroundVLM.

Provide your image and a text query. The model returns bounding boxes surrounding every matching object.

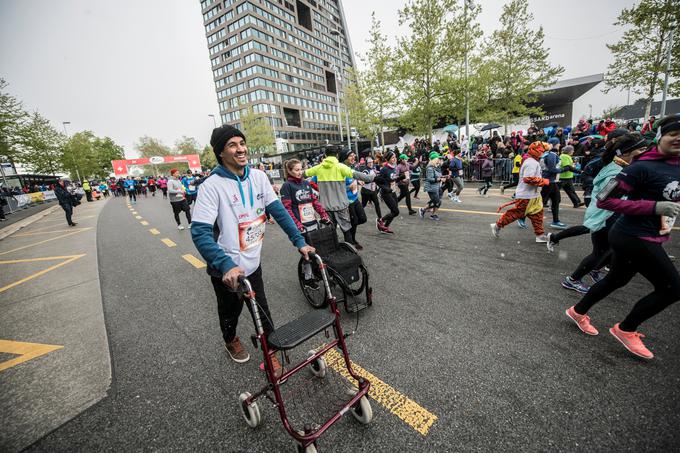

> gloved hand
[654,201,680,217]
[320,217,332,225]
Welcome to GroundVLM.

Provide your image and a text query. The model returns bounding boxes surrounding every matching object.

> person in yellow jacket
[82,180,93,202]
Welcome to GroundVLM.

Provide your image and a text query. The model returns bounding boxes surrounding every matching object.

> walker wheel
[307,350,327,378]
[350,395,373,424]
[238,392,261,428]
[295,443,318,453]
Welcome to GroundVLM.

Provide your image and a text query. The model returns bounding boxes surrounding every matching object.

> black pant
[361,188,382,219]
[502,173,519,190]
[60,202,73,225]
[574,228,680,331]
[409,180,421,197]
[347,199,367,243]
[380,191,399,227]
[480,177,492,195]
[551,225,590,244]
[85,190,92,202]
[559,180,582,207]
[570,226,612,281]
[541,182,561,223]
[396,184,413,212]
[128,189,136,201]
[210,266,274,343]
[171,200,191,225]
[186,193,197,205]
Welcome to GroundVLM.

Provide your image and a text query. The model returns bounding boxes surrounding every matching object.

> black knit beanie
[210,125,246,164]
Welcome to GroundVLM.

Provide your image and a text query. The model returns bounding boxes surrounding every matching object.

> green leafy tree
[200,144,217,169]
[344,70,376,145]
[0,79,28,173]
[358,13,399,147]
[136,136,172,157]
[604,0,680,120]
[240,106,275,159]
[93,136,124,178]
[16,111,65,175]
[394,0,470,140]
[174,136,201,155]
[481,0,564,133]
[61,131,98,180]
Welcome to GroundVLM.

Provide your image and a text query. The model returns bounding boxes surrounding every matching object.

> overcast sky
[1,0,637,158]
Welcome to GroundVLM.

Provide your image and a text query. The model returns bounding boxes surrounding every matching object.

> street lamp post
[660,28,674,117]
[330,30,351,151]
[62,121,81,182]
[208,114,217,128]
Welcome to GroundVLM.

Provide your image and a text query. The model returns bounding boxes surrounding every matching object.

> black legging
[347,200,367,243]
[574,228,680,331]
[550,225,590,244]
[570,226,611,281]
[361,188,382,219]
[380,191,399,227]
[127,189,136,202]
[171,200,191,225]
[541,182,561,223]
[396,184,413,212]
[409,179,421,198]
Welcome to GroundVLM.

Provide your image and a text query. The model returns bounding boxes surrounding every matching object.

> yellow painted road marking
[135,215,142,219]
[12,228,89,237]
[0,229,90,256]
[403,205,500,217]
[161,238,176,247]
[0,255,85,293]
[34,215,96,226]
[182,254,206,269]
[149,228,160,235]
[131,211,138,215]
[324,348,438,436]
[140,220,149,226]
[0,339,63,372]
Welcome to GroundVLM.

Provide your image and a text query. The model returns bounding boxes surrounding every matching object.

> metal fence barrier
[1,191,57,216]
[462,157,583,185]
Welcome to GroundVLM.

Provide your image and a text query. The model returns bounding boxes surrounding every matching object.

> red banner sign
[112,155,202,177]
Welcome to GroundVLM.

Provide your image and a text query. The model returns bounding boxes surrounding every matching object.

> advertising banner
[43,190,57,201]
[29,192,45,203]
[112,155,202,177]
[15,194,31,208]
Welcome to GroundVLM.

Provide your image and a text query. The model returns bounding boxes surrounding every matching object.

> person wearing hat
[395,153,419,215]
[419,152,446,220]
[492,142,551,242]
[191,125,315,376]
[374,150,404,234]
[540,138,568,229]
[304,146,374,244]
[567,115,680,359]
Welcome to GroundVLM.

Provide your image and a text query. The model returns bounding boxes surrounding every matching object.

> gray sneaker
[490,223,500,238]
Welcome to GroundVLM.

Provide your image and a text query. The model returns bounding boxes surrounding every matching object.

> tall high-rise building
[200,0,355,154]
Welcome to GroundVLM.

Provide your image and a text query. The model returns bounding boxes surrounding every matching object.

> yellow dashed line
[131,211,137,214]
[324,348,438,436]
[135,215,142,220]
[140,221,149,226]
[182,254,206,269]
[149,228,160,235]
[161,238,176,247]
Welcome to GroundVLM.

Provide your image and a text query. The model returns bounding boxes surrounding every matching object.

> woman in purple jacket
[566,115,680,359]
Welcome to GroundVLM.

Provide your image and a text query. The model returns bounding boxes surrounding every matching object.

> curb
[0,204,61,241]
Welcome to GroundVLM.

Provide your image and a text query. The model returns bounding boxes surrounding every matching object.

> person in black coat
[54,180,77,226]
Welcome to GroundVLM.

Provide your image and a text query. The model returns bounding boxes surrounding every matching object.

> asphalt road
[28,188,680,452]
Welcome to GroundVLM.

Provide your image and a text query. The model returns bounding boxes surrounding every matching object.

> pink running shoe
[609,323,654,359]
[565,306,599,336]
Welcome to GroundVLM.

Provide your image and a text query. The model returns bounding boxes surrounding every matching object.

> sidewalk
[0,198,111,452]
[0,201,59,232]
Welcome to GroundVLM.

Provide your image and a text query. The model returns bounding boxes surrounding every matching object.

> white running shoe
[546,233,555,252]
[178,225,185,230]
[535,234,548,243]
[188,223,192,229]
[490,223,500,238]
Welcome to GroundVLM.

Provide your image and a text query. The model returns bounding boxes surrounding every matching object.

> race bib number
[458,170,463,176]
[238,214,266,251]
[188,185,195,191]
[298,203,315,223]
